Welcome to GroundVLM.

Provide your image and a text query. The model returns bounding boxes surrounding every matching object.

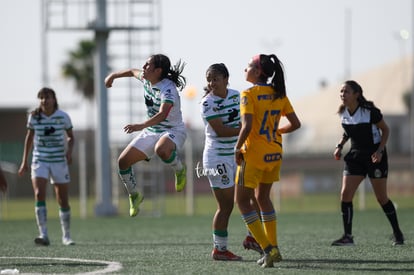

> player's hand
[104,74,114,88]
[333,148,342,160]
[371,151,383,163]
[18,163,28,177]
[234,151,244,166]
[123,124,144,134]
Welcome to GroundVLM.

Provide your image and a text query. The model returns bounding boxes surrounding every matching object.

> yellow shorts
[235,160,281,189]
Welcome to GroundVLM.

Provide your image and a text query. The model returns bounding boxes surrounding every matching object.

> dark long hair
[256,54,286,99]
[32,87,59,122]
[337,80,375,113]
[202,63,230,97]
[151,54,186,91]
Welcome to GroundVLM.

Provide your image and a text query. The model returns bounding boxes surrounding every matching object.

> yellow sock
[242,211,271,250]
[262,210,277,246]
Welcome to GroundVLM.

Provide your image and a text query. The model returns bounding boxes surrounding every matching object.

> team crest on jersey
[241,96,248,105]
[221,174,230,185]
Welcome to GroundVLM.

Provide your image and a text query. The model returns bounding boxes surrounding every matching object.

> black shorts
[343,149,388,178]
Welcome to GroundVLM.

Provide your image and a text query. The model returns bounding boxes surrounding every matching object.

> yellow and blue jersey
[240,84,294,170]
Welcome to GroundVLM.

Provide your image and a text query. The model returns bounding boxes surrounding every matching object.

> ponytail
[256,54,286,99]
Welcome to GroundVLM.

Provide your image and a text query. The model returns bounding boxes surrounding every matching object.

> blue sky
[1,0,412,130]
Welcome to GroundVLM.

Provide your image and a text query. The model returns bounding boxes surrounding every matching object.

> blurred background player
[332,80,404,246]
[234,54,301,267]
[18,87,75,246]
[104,54,187,217]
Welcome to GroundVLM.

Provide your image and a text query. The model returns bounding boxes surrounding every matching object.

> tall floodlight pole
[94,0,117,215]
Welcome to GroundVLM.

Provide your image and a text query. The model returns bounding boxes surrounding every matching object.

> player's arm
[333,133,349,160]
[371,118,389,163]
[234,113,252,165]
[123,102,173,133]
[104,69,141,88]
[18,129,34,176]
[278,112,301,134]
[66,129,75,165]
[208,118,240,137]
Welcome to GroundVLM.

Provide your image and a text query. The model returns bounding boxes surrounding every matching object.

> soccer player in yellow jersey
[234,54,301,268]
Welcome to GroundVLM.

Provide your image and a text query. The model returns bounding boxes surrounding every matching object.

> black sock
[381,200,403,237]
[341,201,353,236]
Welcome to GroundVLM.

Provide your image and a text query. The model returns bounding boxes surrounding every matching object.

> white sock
[213,234,228,252]
[35,205,48,238]
[163,150,183,171]
[59,208,71,239]
[119,167,138,194]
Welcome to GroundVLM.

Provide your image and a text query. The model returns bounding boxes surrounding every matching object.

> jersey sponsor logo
[227,108,239,122]
[257,94,274,101]
[44,126,56,136]
[263,153,282,162]
[145,95,154,107]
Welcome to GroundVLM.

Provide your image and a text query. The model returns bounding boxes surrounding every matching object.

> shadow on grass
[282,258,414,273]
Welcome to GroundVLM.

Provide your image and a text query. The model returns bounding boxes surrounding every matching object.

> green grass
[0,195,413,274]
[1,192,413,219]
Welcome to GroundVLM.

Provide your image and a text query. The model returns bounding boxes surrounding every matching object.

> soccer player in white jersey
[332,80,404,246]
[105,54,187,217]
[201,63,261,261]
[18,87,75,246]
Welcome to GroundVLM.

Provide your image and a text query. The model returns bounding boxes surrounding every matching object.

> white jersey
[201,89,240,161]
[136,73,185,133]
[27,109,73,163]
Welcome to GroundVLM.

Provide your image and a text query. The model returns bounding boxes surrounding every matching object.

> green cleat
[175,166,187,192]
[129,192,144,217]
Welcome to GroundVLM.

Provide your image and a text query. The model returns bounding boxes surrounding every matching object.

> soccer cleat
[62,237,75,246]
[34,236,50,246]
[129,192,144,217]
[175,166,187,192]
[243,235,263,255]
[211,248,242,261]
[331,234,354,246]
[392,233,404,246]
[258,247,282,268]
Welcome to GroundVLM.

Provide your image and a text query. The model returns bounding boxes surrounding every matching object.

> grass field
[0,194,413,274]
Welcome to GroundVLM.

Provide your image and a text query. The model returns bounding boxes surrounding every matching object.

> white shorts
[129,128,187,159]
[202,156,236,189]
[31,161,70,184]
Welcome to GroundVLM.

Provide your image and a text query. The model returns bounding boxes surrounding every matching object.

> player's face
[244,59,260,84]
[142,57,161,84]
[340,84,359,107]
[39,93,56,115]
[206,71,228,97]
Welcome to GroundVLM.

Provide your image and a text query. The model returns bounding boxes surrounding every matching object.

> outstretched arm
[104,69,141,88]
